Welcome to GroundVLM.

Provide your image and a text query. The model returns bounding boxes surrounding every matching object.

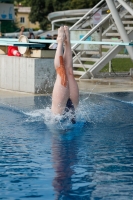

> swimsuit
[64,98,76,124]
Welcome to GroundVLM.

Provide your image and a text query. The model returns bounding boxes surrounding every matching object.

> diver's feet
[49,26,66,49]
[57,26,65,43]
[64,26,70,44]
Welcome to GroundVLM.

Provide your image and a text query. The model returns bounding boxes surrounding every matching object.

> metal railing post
[106,0,133,60]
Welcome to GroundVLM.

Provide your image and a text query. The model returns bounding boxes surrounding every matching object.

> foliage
[14,0,30,6]
[1,20,18,33]
[0,0,14,2]
[28,0,54,30]
[69,0,99,9]
[52,0,69,11]
[20,0,101,30]
[2,0,133,31]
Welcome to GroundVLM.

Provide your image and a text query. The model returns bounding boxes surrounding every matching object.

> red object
[8,46,21,57]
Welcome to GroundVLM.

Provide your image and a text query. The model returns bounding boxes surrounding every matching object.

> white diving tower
[48,0,133,79]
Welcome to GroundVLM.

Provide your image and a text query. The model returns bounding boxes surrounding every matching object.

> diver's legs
[51,27,69,114]
[63,26,79,108]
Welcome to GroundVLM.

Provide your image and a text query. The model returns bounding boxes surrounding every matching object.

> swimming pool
[0,92,133,200]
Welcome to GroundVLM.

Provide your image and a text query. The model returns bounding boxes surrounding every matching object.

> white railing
[71,3,122,51]
[70,0,105,30]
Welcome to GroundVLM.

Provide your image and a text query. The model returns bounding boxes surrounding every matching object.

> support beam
[117,0,133,16]
[106,0,133,60]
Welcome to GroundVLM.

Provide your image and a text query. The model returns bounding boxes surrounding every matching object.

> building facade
[15,7,40,30]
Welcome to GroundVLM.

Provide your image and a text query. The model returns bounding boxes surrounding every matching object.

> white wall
[0,55,56,94]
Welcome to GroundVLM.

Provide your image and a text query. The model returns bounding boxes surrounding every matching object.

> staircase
[70,0,133,79]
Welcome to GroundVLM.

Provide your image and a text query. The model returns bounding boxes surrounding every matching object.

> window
[20,17,25,23]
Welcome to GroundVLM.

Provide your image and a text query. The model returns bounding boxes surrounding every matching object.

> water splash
[1,91,133,132]
[24,105,87,131]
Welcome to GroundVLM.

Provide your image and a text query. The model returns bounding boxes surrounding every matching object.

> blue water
[0,92,133,200]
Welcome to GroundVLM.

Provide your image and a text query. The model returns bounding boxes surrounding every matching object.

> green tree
[13,0,133,31]
[21,0,30,6]
[1,20,18,33]
[14,0,30,6]
[0,0,14,2]
[52,0,100,10]
[70,0,106,9]
[28,0,54,30]
[52,0,70,11]
[69,0,91,9]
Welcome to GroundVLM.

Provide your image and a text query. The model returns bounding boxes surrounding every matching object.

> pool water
[0,92,133,200]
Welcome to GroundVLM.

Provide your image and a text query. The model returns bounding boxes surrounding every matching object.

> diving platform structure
[0,0,133,94]
[48,0,133,79]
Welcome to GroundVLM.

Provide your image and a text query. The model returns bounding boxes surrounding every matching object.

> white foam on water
[24,109,46,122]
[24,103,89,131]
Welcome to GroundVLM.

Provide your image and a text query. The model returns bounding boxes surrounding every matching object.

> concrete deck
[0,77,133,98]
[77,76,133,93]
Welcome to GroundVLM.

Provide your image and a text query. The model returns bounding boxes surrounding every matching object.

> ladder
[69,0,133,79]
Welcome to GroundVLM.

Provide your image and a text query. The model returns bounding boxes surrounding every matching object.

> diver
[51,26,79,124]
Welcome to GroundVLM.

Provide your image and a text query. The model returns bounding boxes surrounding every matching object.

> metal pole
[109,61,112,73]
[70,0,105,30]
[117,0,133,16]
[106,0,133,60]
[52,22,54,31]
[99,27,102,57]
[71,3,122,51]
[0,21,1,37]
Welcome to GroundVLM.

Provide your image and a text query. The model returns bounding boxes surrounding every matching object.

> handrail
[75,2,107,30]
[71,3,122,51]
[117,0,133,16]
[70,0,105,30]
[49,0,106,49]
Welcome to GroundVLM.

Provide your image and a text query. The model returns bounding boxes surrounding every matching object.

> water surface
[0,92,133,200]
